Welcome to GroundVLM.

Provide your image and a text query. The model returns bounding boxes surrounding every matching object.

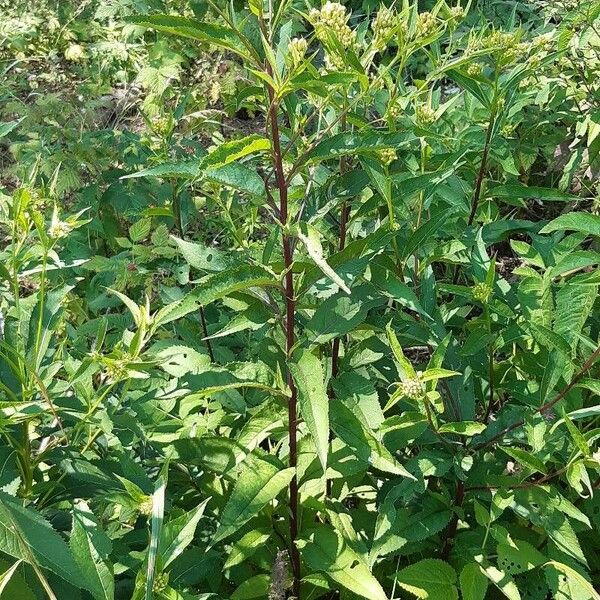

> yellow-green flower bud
[400,374,425,400]
[289,37,308,66]
[379,148,397,166]
[472,282,492,302]
[372,7,396,49]
[415,104,436,126]
[416,12,437,38]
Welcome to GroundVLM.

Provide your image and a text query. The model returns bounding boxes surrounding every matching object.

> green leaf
[199,135,270,170]
[70,501,114,600]
[497,539,546,575]
[289,350,329,472]
[400,208,455,260]
[0,491,86,591]
[330,401,415,479]
[171,236,231,272]
[211,454,293,544]
[125,15,245,57]
[159,499,209,568]
[386,323,416,380]
[460,563,488,600]
[439,421,486,436]
[129,218,152,242]
[488,183,577,202]
[539,212,600,236]
[145,469,167,600]
[300,525,388,600]
[395,559,458,600]
[223,528,270,569]
[294,222,351,294]
[0,119,23,139]
[500,446,548,475]
[544,561,600,600]
[159,266,278,324]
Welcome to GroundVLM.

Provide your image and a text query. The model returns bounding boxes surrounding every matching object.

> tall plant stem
[266,84,301,599]
[467,109,496,227]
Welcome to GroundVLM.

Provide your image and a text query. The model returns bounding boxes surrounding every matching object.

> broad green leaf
[289,350,329,471]
[129,218,152,242]
[223,528,270,569]
[71,501,114,600]
[231,574,269,599]
[0,491,86,591]
[330,401,415,479]
[172,436,241,473]
[439,421,486,436]
[171,236,231,272]
[497,539,546,575]
[539,212,600,237]
[544,561,600,600]
[400,208,456,260]
[0,119,23,139]
[477,557,521,600]
[460,563,488,600]
[395,559,458,600]
[420,368,460,383]
[199,135,270,170]
[300,525,388,600]
[212,454,293,544]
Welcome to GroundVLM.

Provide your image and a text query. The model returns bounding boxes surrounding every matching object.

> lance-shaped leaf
[159,499,210,568]
[157,265,278,325]
[125,15,246,58]
[331,401,415,479]
[294,222,351,294]
[289,350,330,471]
[539,212,600,237]
[212,454,293,544]
[70,501,114,600]
[0,492,86,591]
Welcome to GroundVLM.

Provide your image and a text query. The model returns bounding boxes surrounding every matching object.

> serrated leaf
[0,491,86,592]
[129,218,152,242]
[289,350,329,471]
[125,15,245,58]
[171,236,231,272]
[200,135,270,170]
[460,563,488,600]
[497,539,546,575]
[158,266,277,325]
[294,222,351,294]
[500,447,548,475]
[395,559,458,600]
[540,212,600,237]
[70,501,114,600]
[212,454,293,544]
[301,525,388,600]
[159,499,209,568]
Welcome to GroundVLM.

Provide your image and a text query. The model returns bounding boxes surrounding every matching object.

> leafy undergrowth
[1,1,600,599]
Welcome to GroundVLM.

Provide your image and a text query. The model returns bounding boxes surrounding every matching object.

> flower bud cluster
[309,2,355,48]
[387,101,401,120]
[472,282,492,302]
[372,7,396,49]
[48,220,72,239]
[414,104,436,126]
[289,37,308,67]
[466,62,483,77]
[416,12,437,38]
[399,373,425,400]
[379,148,397,166]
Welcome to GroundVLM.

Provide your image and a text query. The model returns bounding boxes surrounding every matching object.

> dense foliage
[1,0,600,599]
